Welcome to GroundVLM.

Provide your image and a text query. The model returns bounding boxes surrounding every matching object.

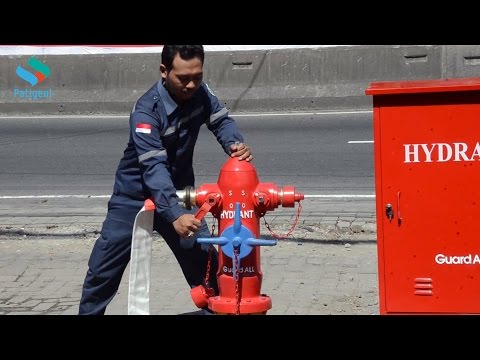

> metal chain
[263,201,303,239]
[204,219,217,291]
[204,249,212,289]
[234,247,241,315]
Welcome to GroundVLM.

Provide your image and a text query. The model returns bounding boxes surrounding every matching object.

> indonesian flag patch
[135,123,152,134]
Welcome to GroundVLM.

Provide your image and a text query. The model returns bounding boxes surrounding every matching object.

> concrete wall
[1,45,480,115]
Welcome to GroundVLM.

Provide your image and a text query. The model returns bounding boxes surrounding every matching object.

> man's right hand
[173,214,201,238]
[230,142,253,162]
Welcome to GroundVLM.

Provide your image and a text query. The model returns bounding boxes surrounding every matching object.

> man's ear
[160,64,167,80]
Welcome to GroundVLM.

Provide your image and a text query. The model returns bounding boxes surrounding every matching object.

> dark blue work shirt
[113,81,244,223]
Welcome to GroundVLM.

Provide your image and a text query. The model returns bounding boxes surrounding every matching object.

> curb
[0,221,378,243]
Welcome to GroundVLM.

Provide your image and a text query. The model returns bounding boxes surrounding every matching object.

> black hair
[161,45,205,71]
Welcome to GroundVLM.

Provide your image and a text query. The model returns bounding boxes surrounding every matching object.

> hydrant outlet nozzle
[177,186,196,210]
[281,186,305,207]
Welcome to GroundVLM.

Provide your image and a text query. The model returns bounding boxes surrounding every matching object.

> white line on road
[233,110,373,117]
[0,195,111,199]
[0,194,375,200]
[0,110,372,120]
[303,195,375,199]
[348,141,374,144]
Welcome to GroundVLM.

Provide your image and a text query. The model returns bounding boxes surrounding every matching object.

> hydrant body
[189,157,304,314]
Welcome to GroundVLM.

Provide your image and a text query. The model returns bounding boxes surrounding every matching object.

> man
[79,45,252,315]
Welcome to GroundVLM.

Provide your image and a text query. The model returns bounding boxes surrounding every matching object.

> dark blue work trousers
[78,193,219,315]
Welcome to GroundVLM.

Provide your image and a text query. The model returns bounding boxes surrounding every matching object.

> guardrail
[1,45,479,115]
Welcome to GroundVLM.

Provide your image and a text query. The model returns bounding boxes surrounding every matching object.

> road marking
[348,141,374,144]
[0,195,110,199]
[0,110,372,120]
[0,194,375,200]
[234,110,372,117]
[0,115,130,119]
[303,195,375,199]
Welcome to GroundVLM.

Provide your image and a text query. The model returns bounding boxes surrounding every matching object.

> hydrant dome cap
[221,157,256,173]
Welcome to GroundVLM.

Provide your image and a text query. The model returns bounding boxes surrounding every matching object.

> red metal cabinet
[366,78,480,314]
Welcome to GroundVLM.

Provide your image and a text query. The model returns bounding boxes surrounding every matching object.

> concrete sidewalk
[0,196,377,240]
[0,196,380,315]
[0,237,379,315]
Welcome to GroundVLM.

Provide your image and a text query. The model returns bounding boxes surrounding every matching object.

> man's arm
[203,83,253,162]
[130,110,204,237]
[130,111,184,220]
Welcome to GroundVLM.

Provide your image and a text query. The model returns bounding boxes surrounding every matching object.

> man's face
[160,54,203,105]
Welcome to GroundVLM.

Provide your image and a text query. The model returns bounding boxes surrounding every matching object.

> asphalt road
[0,110,374,197]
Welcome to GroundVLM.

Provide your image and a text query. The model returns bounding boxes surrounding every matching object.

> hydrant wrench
[187,194,221,237]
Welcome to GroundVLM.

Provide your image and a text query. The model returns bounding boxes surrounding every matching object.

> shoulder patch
[204,83,217,97]
[135,123,152,134]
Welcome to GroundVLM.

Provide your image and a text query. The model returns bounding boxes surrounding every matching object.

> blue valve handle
[197,202,277,272]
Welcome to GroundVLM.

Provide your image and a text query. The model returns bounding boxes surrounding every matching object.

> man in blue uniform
[79,45,252,315]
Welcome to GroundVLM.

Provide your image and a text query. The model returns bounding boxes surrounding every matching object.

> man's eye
[179,76,202,83]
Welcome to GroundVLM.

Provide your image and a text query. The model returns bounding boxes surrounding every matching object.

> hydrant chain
[234,248,241,315]
[263,201,303,239]
[203,218,217,290]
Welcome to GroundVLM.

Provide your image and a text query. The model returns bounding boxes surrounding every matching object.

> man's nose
[185,80,196,90]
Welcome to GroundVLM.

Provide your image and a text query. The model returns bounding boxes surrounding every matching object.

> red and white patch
[135,123,152,134]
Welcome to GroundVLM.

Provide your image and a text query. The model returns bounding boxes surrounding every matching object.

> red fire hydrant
[182,157,304,315]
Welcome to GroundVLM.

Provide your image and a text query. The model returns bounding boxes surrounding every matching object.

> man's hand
[230,142,253,162]
[173,214,201,238]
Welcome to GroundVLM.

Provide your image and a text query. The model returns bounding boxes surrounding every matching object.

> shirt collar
[157,81,178,116]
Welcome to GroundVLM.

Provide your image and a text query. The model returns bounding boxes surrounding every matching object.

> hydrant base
[209,295,272,315]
